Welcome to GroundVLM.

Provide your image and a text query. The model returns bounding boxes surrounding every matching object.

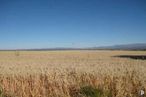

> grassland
[0,50,146,97]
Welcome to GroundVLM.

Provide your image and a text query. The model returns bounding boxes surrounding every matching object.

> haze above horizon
[0,0,146,49]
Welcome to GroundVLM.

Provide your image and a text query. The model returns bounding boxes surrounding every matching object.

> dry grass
[0,50,146,97]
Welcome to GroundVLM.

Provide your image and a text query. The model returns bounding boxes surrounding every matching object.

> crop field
[0,50,146,97]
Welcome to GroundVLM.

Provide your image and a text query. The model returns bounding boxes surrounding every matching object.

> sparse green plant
[80,86,103,97]
[0,86,3,97]
[0,86,7,97]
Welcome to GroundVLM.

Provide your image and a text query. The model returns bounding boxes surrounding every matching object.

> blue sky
[0,0,146,49]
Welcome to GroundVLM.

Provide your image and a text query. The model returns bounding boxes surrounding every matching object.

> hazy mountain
[18,43,146,50]
[1,43,146,51]
[94,43,146,50]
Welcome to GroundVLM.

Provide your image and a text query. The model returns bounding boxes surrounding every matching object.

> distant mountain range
[92,43,146,50]
[1,43,146,51]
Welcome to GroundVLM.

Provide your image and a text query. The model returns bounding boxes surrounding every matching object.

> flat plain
[0,50,146,97]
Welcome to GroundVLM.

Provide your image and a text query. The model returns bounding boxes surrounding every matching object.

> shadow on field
[114,55,146,60]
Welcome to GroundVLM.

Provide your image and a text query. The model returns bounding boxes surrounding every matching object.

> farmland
[0,50,146,97]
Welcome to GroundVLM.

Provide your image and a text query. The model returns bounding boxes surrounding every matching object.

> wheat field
[0,50,146,97]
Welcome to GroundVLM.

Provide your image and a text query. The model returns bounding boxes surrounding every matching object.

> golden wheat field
[0,50,146,97]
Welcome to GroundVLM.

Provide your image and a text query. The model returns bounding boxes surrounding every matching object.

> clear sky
[0,0,146,49]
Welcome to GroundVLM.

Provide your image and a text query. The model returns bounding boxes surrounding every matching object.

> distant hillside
[94,43,146,50]
[0,43,146,51]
